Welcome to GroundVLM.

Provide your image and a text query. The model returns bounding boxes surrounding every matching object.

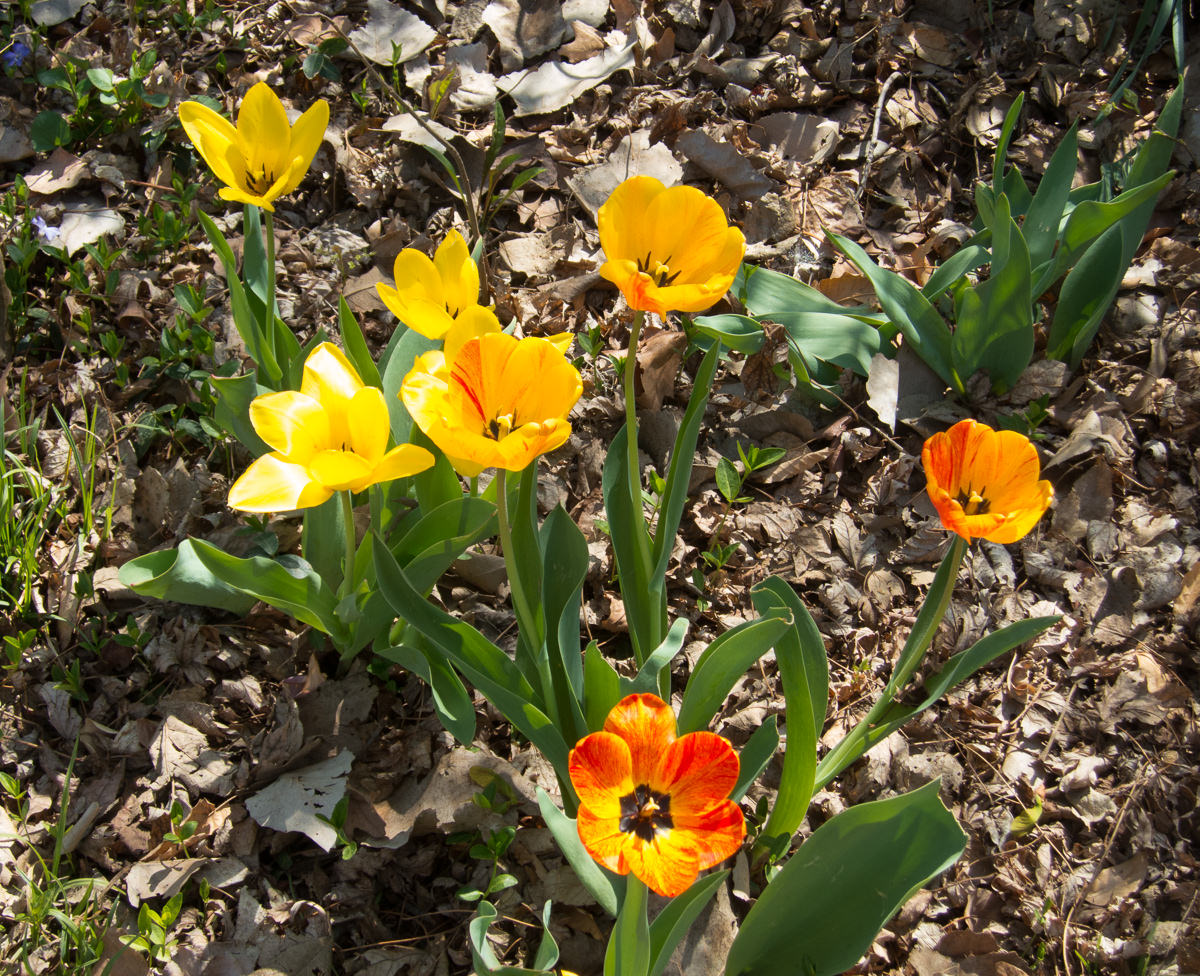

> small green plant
[163,798,200,850]
[702,443,786,572]
[33,48,168,151]
[451,825,520,904]
[121,892,183,965]
[313,795,358,861]
[2,628,36,669]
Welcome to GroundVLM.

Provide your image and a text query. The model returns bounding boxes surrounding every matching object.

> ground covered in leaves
[2,0,1199,974]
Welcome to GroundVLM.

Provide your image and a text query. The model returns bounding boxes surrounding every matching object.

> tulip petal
[598,176,664,272]
[669,800,745,872]
[604,694,677,784]
[308,449,372,492]
[248,391,330,461]
[432,230,480,315]
[576,805,630,874]
[301,343,363,447]
[623,831,700,898]
[281,98,329,194]
[569,731,633,818]
[347,386,390,465]
[218,185,276,211]
[369,444,436,485]
[442,304,501,363]
[228,454,331,512]
[236,82,292,190]
[508,338,583,434]
[179,101,243,191]
[655,732,739,815]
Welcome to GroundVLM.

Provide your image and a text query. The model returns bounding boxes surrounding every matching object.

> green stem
[340,490,357,597]
[605,874,651,976]
[624,310,645,521]
[263,209,277,350]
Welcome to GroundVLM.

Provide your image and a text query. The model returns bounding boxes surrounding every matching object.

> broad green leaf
[540,504,589,743]
[677,615,792,735]
[1045,223,1124,364]
[210,373,269,455]
[726,780,966,976]
[537,789,624,917]
[301,491,346,591]
[117,539,257,615]
[187,543,346,640]
[739,265,884,323]
[1023,122,1079,268]
[647,870,728,976]
[583,640,622,733]
[951,195,1034,392]
[751,577,828,847]
[691,314,766,354]
[771,312,883,377]
[828,233,956,389]
[392,496,496,591]
[920,245,988,302]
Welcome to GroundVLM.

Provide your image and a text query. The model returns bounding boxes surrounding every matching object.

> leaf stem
[340,490,357,597]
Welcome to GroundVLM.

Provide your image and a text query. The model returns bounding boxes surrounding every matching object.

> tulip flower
[229,343,434,511]
[922,419,1053,544]
[179,82,329,211]
[569,693,744,898]
[400,333,582,478]
[377,230,501,355]
[597,176,746,317]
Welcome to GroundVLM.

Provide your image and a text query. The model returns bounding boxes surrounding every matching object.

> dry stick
[857,71,904,204]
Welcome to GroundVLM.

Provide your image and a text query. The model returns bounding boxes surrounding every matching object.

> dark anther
[619,784,673,842]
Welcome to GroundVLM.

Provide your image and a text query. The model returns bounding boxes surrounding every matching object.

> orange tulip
[597,177,745,316]
[400,333,582,478]
[569,693,744,898]
[922,419,1053,544]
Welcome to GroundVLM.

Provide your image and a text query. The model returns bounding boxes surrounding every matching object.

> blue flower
[32,216,61,243]
[2,41,31,70]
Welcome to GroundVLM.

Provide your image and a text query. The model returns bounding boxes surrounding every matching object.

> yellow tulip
[229,343,434,512]
[179,82,329,212]
[401,333,582,477]
[377,230,500,353]
[598,176,745,316]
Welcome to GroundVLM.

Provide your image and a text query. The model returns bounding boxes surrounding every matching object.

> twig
[857,71,904,203]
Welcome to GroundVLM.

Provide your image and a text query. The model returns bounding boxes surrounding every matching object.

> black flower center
[636,251,683,287]
[954,486,990,515]
[619,784,673,841]
[245,165,277,194]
